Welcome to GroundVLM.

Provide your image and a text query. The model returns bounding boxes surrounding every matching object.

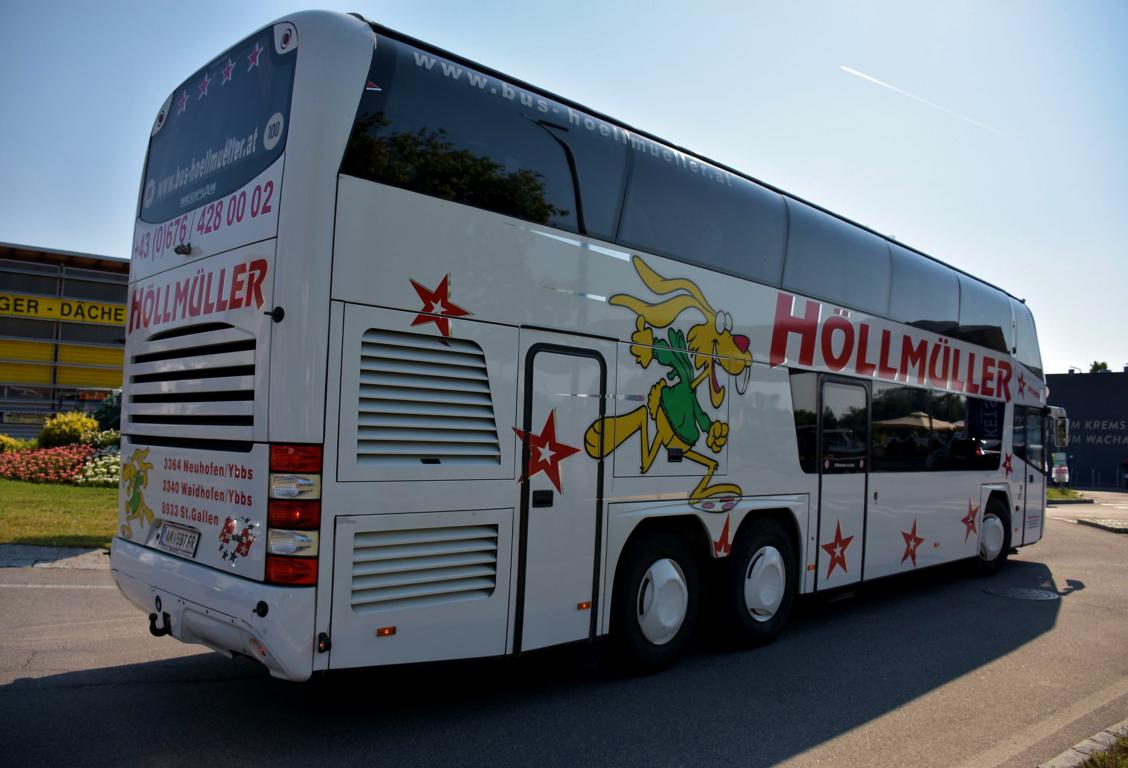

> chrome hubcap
[980,513,1005,561]
[636,558,688,645]
[744,546,785,622]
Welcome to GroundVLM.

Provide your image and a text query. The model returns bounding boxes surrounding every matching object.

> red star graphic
[820,520,854,578]
[1002,451,1013,478]
[962,500,979,542]
[410,275,470,337]
[176,90,188,115]
[248,42,263,70]
[901,518,924,567]
[713,514,731,556]
[1017,372,1026,398]
[513,411,580,494]
[222,58,235,84]
[197,72,211,99]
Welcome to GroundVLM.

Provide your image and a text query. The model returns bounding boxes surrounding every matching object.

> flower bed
[73,448,122,488]
[0,418,122,488]
[0,444,95,484]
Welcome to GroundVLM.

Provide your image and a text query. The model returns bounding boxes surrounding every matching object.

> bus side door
[817,379,869,589]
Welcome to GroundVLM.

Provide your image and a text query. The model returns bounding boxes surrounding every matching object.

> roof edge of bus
[349,12,1024,306]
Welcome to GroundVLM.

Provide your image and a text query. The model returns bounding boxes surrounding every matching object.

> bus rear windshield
[140,27,296,224]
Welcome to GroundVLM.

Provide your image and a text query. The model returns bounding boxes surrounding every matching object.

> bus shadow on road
[0,555,1066,767]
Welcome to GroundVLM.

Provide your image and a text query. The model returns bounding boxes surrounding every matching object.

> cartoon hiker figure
[121,448,155,539]
[584,256,752,508]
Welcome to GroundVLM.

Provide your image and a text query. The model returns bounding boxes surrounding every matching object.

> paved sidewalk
[1048,490,1128,532]
[0,545,108,569]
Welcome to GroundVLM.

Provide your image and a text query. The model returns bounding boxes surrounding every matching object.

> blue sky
[1,1,1124,375]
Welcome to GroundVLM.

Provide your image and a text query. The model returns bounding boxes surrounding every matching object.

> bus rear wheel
[722,517,797,647]
[972,497,1011,576]
[611,530,700,673]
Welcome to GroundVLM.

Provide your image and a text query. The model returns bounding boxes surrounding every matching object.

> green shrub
[37,412,100,448]
[92,391,121,431]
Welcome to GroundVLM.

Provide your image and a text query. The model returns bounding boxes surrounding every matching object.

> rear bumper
[111,537,316,681]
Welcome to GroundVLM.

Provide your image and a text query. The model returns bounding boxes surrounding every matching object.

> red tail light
[268,500,321,530]
[266,443,323,586]
[270,444,323,472]
[265,554,318,586]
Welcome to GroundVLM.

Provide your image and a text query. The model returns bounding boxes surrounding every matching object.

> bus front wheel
[611,530,700,673]
[972,497,1011,576]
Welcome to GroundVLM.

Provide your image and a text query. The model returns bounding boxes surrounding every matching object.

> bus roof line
[349,14,1021,305]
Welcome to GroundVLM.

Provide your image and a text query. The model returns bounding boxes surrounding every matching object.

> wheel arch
[732,507,803,574]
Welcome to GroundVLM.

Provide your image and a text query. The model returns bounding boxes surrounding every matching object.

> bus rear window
[140,26,296,224]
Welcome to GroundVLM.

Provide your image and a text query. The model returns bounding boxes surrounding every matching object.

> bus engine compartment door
[515,335,611,652]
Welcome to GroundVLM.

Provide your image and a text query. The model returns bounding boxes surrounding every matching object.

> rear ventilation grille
[355,329,500,466]
[125,323,255,437]
[350,525,499,614]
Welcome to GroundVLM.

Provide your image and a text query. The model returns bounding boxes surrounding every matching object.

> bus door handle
[532,490,554,508]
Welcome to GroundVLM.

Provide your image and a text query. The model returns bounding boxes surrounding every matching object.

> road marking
[951,676,1128,768]
[0,584,117,590]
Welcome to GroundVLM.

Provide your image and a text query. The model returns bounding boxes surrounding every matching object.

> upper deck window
[342,37,627,240]
[782,200,892,316]
[957,276,1012,354]
[618,149,786,284]
[140,26,296,223]
[888,245,960,337]
[1012,299,1043,376]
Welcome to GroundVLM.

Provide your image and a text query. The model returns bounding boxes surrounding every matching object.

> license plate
[157,523,200,558]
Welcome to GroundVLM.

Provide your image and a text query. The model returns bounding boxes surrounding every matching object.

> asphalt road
[1,514,1126,768]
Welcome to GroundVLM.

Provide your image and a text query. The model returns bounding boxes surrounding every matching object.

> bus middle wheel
[611,530,700,673]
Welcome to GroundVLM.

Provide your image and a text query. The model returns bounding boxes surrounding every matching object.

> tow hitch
[148,612,172,637]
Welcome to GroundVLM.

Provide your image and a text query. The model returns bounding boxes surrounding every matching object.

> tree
[1090,361,1110,373]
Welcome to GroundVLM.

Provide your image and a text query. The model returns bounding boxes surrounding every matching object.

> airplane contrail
[840,65,1001,134]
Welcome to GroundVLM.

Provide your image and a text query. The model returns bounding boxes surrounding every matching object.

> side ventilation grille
[350,525,499,614]
[355,329,501,466]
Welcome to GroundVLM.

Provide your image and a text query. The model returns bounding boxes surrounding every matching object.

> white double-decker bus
[112,11,1067,680]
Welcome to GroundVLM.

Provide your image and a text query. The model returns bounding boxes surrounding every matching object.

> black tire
[722,517,797,647]
[610,530,700,673]
[972,497,1011,576]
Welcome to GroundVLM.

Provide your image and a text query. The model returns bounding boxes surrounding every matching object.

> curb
[1039,717,1128,768]
[1075,519,1128,534]
[1047,498,1096,505]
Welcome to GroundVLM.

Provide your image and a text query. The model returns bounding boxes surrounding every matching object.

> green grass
[1047,486,1081,501]
[0,478,117,548]
[1080,735,1128,767]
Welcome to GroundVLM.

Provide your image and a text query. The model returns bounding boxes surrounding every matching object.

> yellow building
[0,242,128,438]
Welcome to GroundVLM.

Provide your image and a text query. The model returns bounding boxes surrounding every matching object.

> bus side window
[871,382,932,473]
[1026,409,1044,471]
[788,371,818,473]
[965,397,1003,471]
[1012,405,1028,463]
